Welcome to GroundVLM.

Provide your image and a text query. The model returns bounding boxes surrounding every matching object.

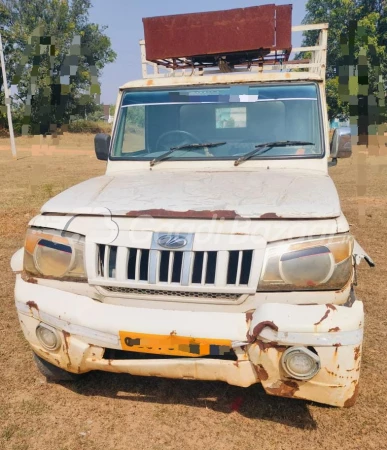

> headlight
[258,234,354,291]
[24,228,86,281]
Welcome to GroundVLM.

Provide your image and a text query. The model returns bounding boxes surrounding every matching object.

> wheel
[33,353,83,382]
[155,130,202,152]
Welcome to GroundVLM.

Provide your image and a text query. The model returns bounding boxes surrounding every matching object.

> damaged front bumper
[15,276,363,407]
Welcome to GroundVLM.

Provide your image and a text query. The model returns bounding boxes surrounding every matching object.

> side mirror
[329,127,352,166]
[94,133,111,161]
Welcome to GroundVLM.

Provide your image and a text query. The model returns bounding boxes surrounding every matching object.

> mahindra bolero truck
[11,7,374,407]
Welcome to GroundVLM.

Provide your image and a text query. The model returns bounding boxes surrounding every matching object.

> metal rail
[139,23,328,81]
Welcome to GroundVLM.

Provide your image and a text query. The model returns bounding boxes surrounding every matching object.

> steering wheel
[155,130,203,153]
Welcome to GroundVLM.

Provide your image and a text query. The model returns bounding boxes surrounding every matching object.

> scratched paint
[40,170,342,219]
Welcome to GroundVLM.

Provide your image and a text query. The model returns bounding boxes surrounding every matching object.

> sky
[89,1,308,104]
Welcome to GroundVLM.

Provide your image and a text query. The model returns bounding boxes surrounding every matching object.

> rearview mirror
[330,127,352,162]
[94,133,111,161]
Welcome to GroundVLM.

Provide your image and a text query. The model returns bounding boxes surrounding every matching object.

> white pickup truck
[11,18,373,407]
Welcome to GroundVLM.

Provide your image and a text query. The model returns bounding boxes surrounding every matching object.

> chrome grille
[102,286,242,300]
[96,244,253,288]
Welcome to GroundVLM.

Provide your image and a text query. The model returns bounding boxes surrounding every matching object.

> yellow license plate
[119,331,232,357]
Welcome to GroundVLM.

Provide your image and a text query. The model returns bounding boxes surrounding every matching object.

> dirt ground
[0,135,387,450]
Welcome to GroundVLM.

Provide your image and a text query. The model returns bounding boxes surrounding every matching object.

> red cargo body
[143,4,292,63]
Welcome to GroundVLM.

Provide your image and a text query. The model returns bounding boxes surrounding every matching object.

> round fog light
[281,347,320,380]
[36,324,61,351]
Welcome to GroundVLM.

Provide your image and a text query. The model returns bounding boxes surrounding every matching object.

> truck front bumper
[15,276,363,407]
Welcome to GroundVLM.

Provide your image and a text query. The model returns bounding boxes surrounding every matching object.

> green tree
[0,0,116,134]
[301,0,387,121]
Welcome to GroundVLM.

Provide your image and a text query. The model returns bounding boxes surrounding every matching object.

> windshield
[111,83,323,161]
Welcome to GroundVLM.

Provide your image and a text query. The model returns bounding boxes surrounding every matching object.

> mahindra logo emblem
[157,235,188,249]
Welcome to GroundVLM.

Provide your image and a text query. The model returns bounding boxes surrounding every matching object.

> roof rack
[140,23,328,82]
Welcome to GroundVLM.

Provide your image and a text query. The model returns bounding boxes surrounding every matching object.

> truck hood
[41,169,341,219]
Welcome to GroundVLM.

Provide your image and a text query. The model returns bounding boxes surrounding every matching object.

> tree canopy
[0,0,116,134]
[301,0,387,122]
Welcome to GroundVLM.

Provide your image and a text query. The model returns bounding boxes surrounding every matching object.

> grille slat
[159,251,169,282]
[139,250,149,281]
[98,245,105,277]
[127,248,137,280]
[108,246,117,278]
[227,251,239,285]
[103,246,110,279]
[201,252,208,285]
[135,249,141,281]
[167,252,174,284]
[205,252,217,285]
[235,251,243,287]
[96,244,254,291]
[240,250,253,286]
[172,252,183,283]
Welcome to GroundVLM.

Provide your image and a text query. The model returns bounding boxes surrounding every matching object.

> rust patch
[62,331,70,354]
[248,320,278,342]
[265,380,299,398]
[325,368,337,377]
[233,360,239,368]
[22,272,38,284]
[344,383,360,408]
[260,212,280,219]
[26,301,39,311]
[254,364,269,381]
[354,345,361,361]
[256,340,287,352]
[245,311,254,324]
[333,343,342,347]
[170,330,177,336]
[329,327,340,332]
[125,209,242,220]
[22,270,87,284]
[314,309,331,326]
[327,304,337,311]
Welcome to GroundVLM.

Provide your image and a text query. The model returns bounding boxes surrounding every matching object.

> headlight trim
[258,234,354,292]
[24,227,87,281]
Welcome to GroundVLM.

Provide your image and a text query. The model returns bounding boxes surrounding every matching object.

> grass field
[0,136,387,450]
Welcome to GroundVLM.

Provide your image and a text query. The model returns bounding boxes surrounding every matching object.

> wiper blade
[171,142,227,151]
[150,142,226,167]
[234,141,315,166]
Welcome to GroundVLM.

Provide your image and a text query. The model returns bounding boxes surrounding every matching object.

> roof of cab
[119,71,323,91]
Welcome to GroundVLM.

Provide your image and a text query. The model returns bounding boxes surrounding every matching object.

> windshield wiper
[234,141,315,166]
[150,142,226,167]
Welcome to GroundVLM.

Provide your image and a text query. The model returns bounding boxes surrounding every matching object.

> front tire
[33,353,83,382]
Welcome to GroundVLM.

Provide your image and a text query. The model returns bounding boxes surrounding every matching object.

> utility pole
[0,33,17,159]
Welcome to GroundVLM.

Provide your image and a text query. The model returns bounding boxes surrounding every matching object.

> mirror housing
[94,133,111,161]
[330,127,352,159]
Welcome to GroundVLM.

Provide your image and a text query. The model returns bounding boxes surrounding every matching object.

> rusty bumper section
[15,276,364,407]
